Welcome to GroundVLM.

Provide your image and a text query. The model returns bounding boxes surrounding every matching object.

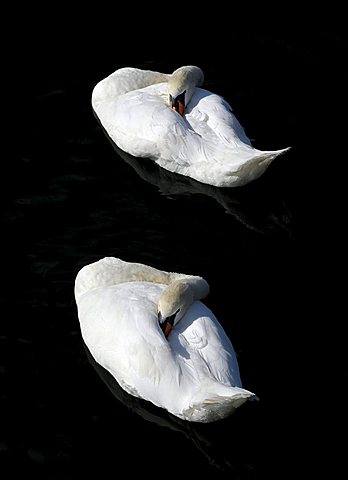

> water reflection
[84,343,254,475]
[105,134,293,237]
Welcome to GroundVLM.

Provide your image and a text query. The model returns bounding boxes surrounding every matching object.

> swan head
[158,281,194,338]
[167,66,204,116]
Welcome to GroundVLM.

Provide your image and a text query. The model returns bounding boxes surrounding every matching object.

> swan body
[75,257,255,422]
[92,66,289,187]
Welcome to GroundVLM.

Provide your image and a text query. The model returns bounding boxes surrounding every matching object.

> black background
[2,10,345,479]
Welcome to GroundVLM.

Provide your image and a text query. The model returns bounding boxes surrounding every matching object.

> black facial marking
[159,308,180,333]
[170,90,186,110]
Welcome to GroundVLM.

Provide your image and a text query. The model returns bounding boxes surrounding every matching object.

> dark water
[2,28,343,479]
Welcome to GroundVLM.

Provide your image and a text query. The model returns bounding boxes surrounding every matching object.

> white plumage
[75,257,255,423]
[92,66,289,187]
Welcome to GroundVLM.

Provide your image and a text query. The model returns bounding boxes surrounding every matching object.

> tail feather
[232,147,291,173]
[182,384,256,423]
[219,146,290,187]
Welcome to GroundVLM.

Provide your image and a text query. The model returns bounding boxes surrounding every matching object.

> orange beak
[169,94,185,117]
[159,311,176,339]
[173,99,185,117]
[163,322,172,338]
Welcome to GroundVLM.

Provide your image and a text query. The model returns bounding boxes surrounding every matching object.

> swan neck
[75,257,209,303]
[92,68,170,109]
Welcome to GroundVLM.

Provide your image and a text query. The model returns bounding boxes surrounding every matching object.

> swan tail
[237,146,290,171]
[254,146,290,162]
[182,385,256,423]
[221,146,290,187]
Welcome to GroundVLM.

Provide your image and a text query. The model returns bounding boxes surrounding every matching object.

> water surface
[2,31,336,478]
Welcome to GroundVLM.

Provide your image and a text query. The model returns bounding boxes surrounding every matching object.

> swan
[92,65,289,187]
[75,257,256,423]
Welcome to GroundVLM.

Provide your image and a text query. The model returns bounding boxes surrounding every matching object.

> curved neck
[92,68,170,109]
[75,257,209,302]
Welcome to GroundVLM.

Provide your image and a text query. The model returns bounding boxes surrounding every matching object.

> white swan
[92,65,289,187]
[75,257,256,423]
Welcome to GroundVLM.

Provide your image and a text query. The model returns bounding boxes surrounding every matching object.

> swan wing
[172,302,243,388]
[187,88,253,148]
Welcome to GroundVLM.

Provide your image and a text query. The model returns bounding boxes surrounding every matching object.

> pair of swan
[76,65,283,422]
[75,257,255,423]
[92,65,289,187]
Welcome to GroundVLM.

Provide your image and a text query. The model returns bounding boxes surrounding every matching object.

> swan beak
[174,99,185,117]
[169,94,185,117]
[158,312,175,338]
[163,322,173,338]
[159,318,172,338]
